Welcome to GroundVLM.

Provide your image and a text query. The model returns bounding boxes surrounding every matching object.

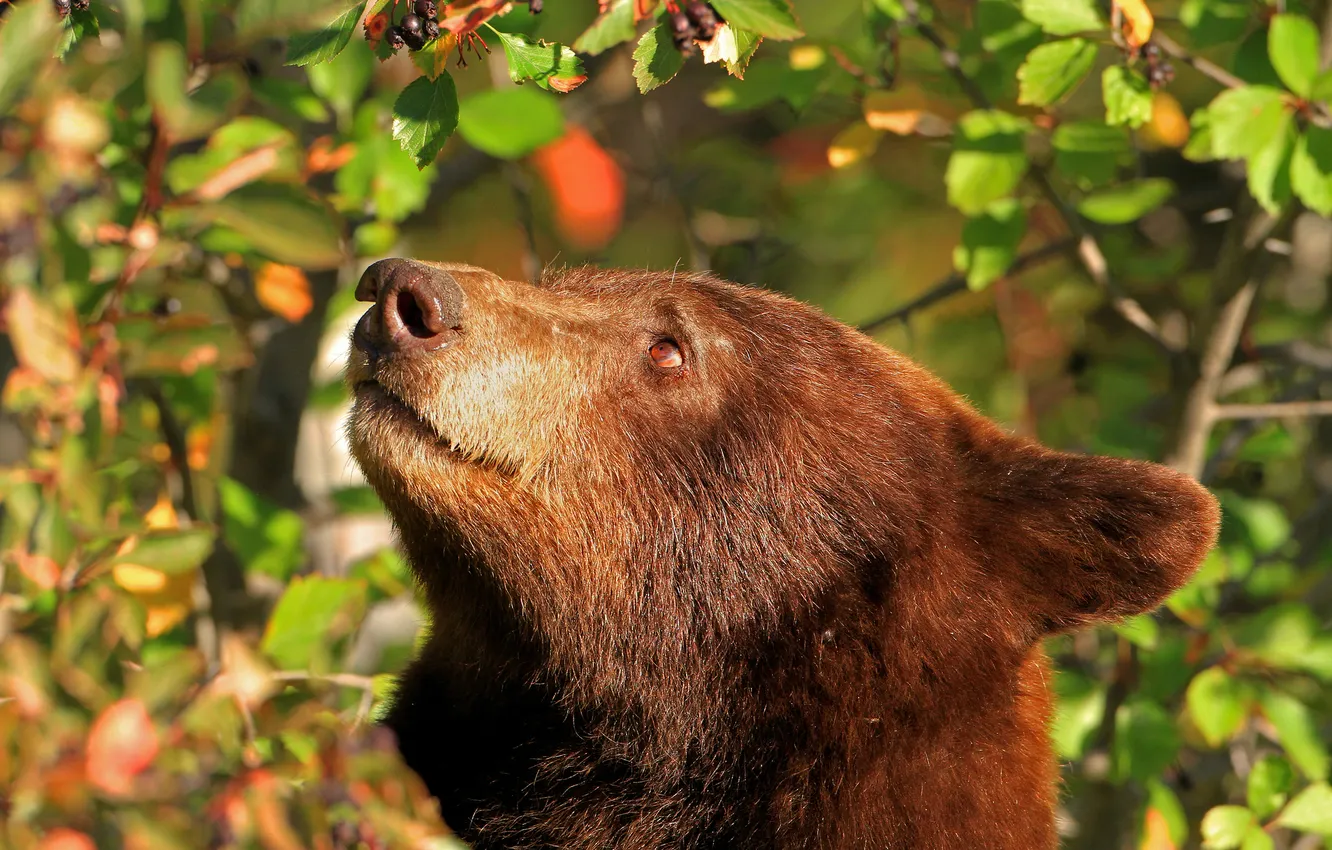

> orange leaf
[86,699,159,795]
[1139,807,1177,850]
[1116,0,1154,49]
[862,92,953,136]
[255,263,313,323]
[531,127,626,251]
[17,552,61,590]
[1143,92,1190,149]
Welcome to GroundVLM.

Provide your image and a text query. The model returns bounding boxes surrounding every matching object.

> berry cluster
[668,1,722,56]
[385,0,442,53]
[53,0,90,16]
[1141,43,1175,90]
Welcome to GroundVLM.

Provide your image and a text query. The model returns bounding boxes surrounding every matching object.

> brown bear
[346,258,1219,850]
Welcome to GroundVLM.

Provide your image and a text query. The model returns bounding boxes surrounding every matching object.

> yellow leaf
[1116,0,1154,49]
[1143,92,1190,149]
[255,263,313,323]
[112,563,170,594]
[144,493,179,530]
[4,289,80,384]
[828,122,883,169]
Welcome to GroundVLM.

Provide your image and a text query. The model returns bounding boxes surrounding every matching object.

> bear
[345,258,1219,850]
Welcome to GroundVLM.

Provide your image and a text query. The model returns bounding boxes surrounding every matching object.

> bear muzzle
[354,258,465,358]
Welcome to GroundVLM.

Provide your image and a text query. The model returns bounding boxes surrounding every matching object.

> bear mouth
[354,380,514,475]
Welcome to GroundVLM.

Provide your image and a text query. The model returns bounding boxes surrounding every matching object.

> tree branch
[1211,400,1332,420]
[1151,31,1247,91]
[858,238,1076,334]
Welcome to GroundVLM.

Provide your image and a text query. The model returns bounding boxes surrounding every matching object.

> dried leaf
[4,288,80,384]
[1115,0,1154,49]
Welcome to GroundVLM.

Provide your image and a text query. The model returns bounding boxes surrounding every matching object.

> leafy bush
[1,0,1331,848]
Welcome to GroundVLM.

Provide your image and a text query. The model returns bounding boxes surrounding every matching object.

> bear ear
[965,436,1221,638]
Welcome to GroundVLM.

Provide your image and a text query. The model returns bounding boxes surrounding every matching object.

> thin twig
[1211,400,1332,420]
[1151,30,1247,91]
[1169,283,1257,477]
[271,670,378,690]
[858,238,1076,334]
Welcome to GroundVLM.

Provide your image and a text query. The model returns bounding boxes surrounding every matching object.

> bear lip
[354,380,512,474]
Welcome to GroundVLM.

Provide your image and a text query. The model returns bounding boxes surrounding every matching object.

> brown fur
[346,263,1219,850]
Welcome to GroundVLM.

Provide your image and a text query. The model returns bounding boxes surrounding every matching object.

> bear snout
[354,258,465,357]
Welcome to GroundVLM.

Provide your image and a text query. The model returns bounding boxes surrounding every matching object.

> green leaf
[495,30,587,92]
[1312,69,1332,102]
[1052,121,1130,186]
[953,199,1027,291]
[1291,125,1332,216]
[458,87,565,160]
[978,0,1042,55]
[1240,829,1274,850]
[1234,27,1283,88]
[1184,106,1216,162]
[285,2,366,66]
[1102,65,1153,128]
[147,41,248,142]
[1181,0,1251,48]
[1078,178,1174,224]
[1185,667,1248,747]
[633,23,687,93]
[1268,13,1320,97]
[261,576,367,669]
[392,73,460,170]
[1052,670,1105,759]
[1113,614,1159,649]
[308,37,375,128]
[0,0,60,115]
[1201,806,1256,850]
[1277,782,1332,834]
[1247,119,1295,213]
[945,110,1031,215]
[329,486,384,515]
[111,529,217,575]
[236,0,350,39]
[708,0,803,40]
[1021,0,1102,36]
[55,7,100,59]
[1113,699,1180,782]
[1017,38,1097,107]
[186,183,345,269]
[218,477,305,581]
[353,220,399,257]
[1247,755,1295,821]
[574,0,637,55]
[1209,86,1289,160]
[1260,690,1330,780]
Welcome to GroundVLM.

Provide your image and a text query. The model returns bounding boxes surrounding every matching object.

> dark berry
[401,13,423,35]
[423,18,440,40]
[686,2,719,40]
[414,0,437,18]
[53,0,71,16]
[402,28,426,50]
[669,11,693,34]
[528,0,543,12]
[72,0,89,9]
[385,25,406,50]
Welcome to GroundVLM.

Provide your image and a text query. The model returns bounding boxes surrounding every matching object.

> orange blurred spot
[531,126,625,251]
[38,829,96,850]
[18,552,61,590]
[255,263,313,323]
[828,122,883,169]
[1139,807,1177,850]
[306,137,357,174]
[86,699,159,795]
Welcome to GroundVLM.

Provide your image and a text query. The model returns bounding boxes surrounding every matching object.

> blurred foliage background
[1,0,1331,848]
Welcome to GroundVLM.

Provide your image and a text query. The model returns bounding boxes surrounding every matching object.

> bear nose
[353,258,464,356]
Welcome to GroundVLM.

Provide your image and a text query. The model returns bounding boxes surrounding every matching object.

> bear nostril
[395,288,433,339]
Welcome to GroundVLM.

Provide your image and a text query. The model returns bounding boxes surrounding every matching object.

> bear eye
[648,339,684,370]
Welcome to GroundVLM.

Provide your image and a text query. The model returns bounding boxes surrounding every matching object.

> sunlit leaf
[286,2,366,65]
[1077,178,1174,224]
[708,0,803,40]
[1268,14,1320,97]
[1276,782,1332,834]
[495,30,587,92]
[633,23,685,93]
[1017,38,1096,106]
[392,73,460,170]
[261,576,367,669]
[458,87,565,160]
